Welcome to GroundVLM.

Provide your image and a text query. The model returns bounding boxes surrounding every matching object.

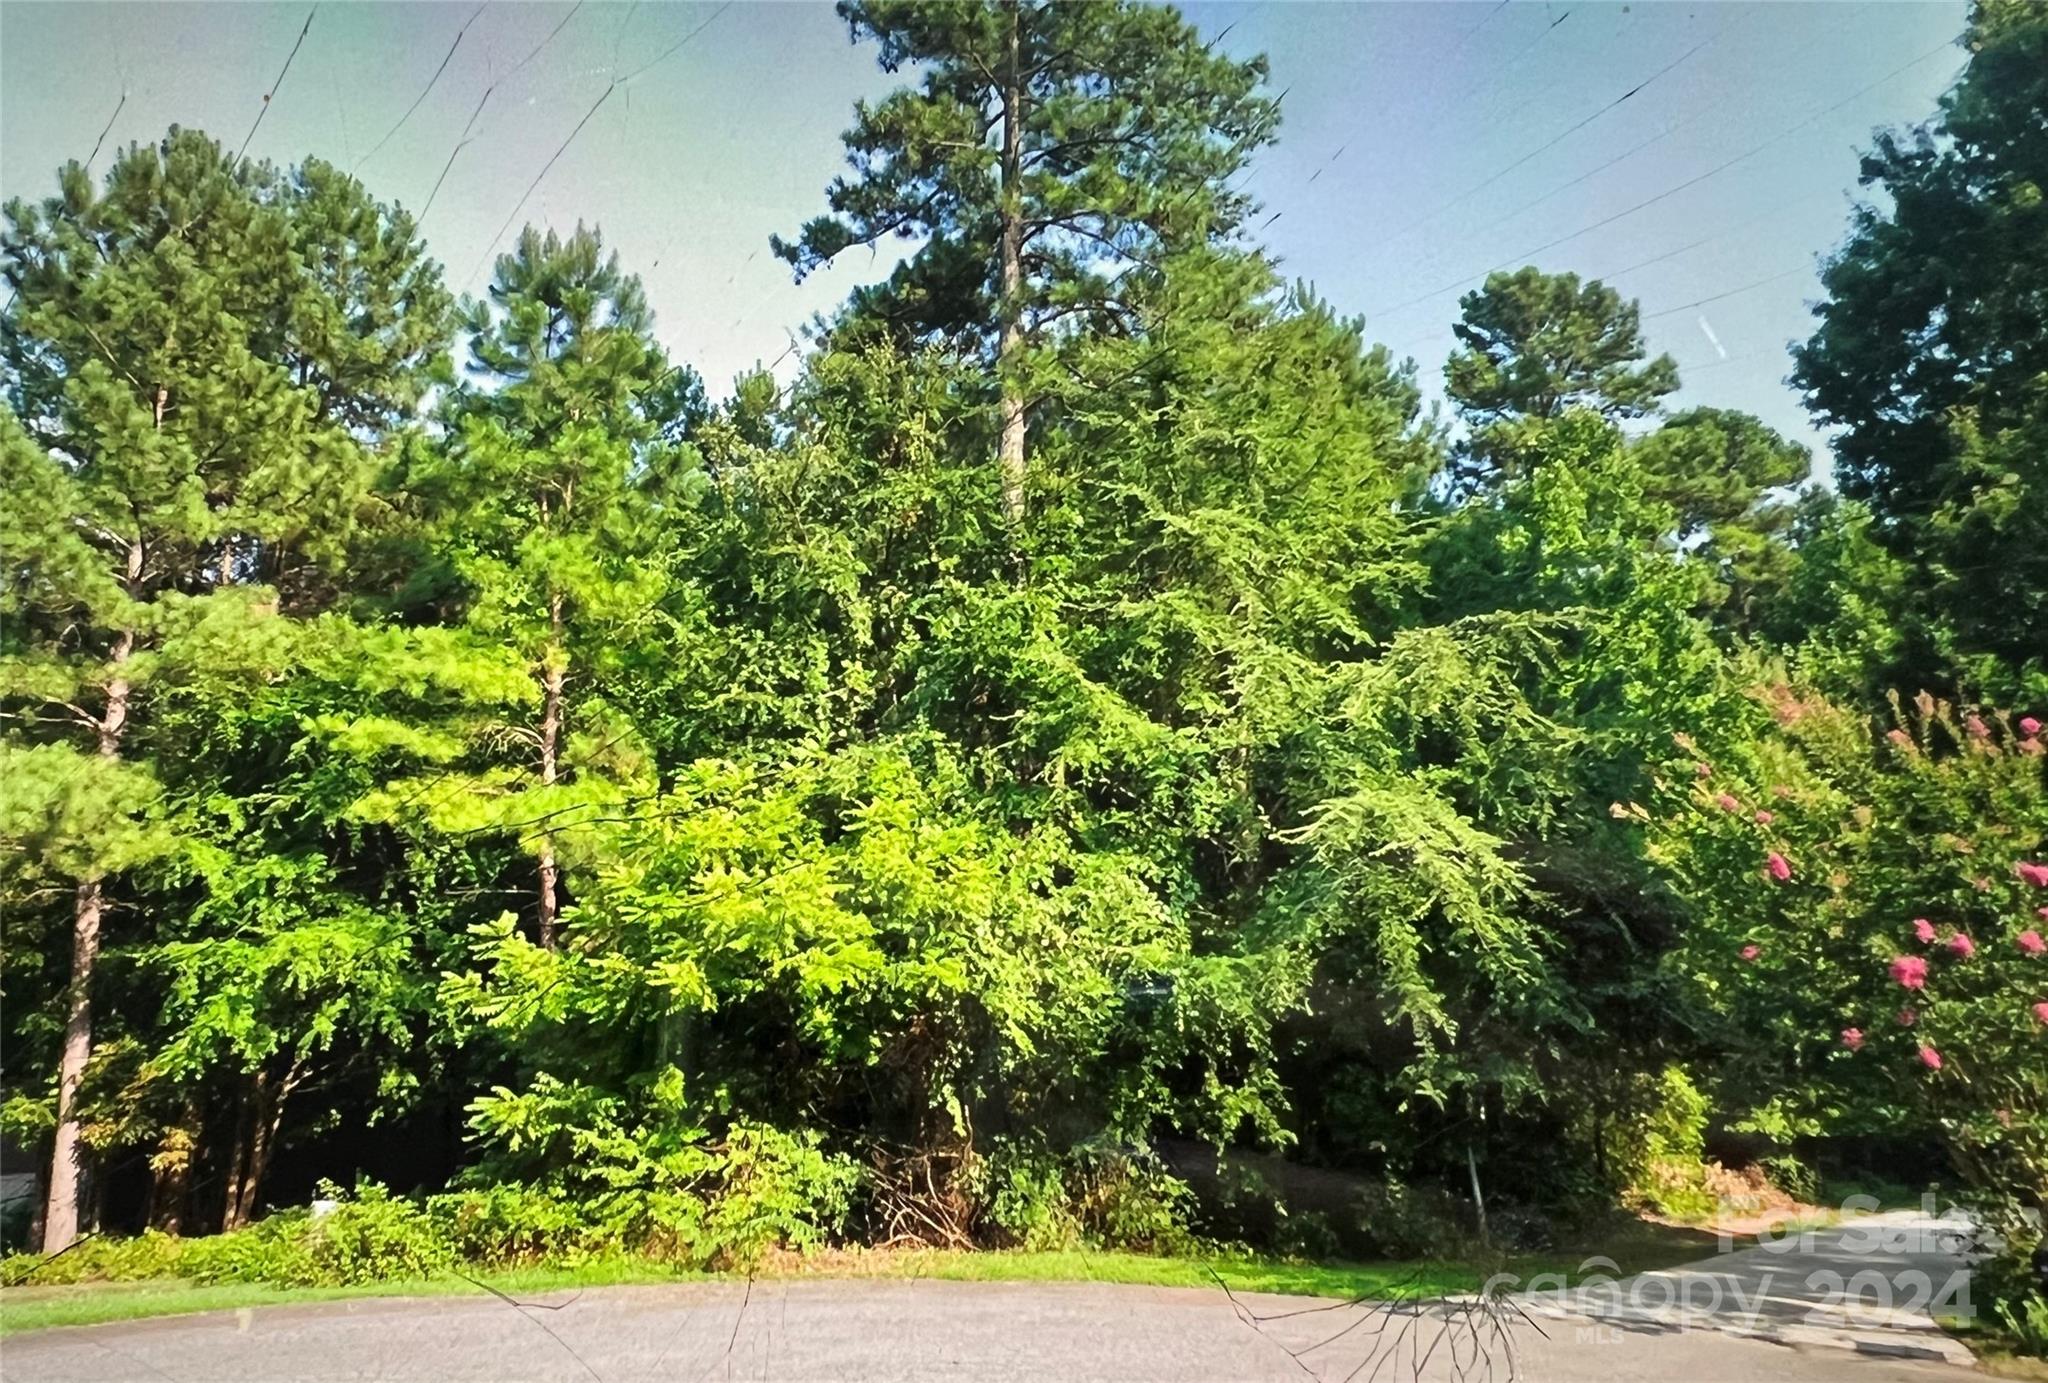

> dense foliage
[1,1,2042,1332]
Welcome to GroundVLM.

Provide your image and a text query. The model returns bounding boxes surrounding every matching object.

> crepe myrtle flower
[2018,930,2046,956]
[1913,918,1937,944]
[1716,792,1741,812]
[1740,944,1761,961]
[1754,810,1774,825]
[2018,862,2048,888]
[1899,1007,1918,1027]
[1949,933,1976,959]
[1919,1046,1943,1071]
[1840,1027,1864,1051]
[2020,716,2042,738]
[1891,955,1929,990]
[1765,852,1792,882]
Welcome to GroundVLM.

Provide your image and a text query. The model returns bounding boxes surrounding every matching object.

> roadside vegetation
[1,0,2043,1354]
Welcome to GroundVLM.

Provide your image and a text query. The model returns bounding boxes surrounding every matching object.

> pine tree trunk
[535,592,565,950]
[42,597,138,1254]
[43,878,104,1253]
[996,0,1027,527]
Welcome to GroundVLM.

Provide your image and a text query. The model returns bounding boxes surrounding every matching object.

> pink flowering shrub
[1644,690,2048,1219]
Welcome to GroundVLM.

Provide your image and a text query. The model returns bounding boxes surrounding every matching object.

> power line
[237,5,319,162]
[419,1,590,224]
[460,3,732,291]
[355,3,487,173]
[1375,17,1730,253]
[84,90,128,171]
[1641,263,1811,321]
[1366,36,1959,325]
[1304,0,1528,197]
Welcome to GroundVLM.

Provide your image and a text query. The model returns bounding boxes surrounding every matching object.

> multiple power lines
[69,1,1959,393]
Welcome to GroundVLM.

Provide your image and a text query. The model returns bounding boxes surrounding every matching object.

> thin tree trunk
[996,0,1027,528]
[149,1096,203,1235]
[221,1083,251,1232]
[42,564,139,1253]
[535,591,565,950]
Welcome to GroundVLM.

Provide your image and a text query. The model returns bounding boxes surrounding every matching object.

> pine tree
[0,130,448,1248]
[349,225,681,949]
[1444,267,1678,490]
[775,0,1275,527]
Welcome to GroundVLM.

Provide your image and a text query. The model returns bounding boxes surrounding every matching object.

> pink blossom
[1841,1027,1864,1051]
[1918,1045,1943,1070]
[1887,728,1913,750]
[1899,1007,1918,1027]
[1890,955,1929,990]
[1772,784,1792,799]
[1949,933,1976,959]
[1716,792,1740,813]
[1740,944,1761,961]
[2021,716,2042,738]
[1766,852,1792,882]
[1967,714,1991,739]
[2037,906,2048,922]
[2034,1002,2048,1026]
[2017,862,2048,888]
[1695,761,1713,779]
[2017,930,2044,956]
[1754,809,1774,825]
[1913,918,1937,944]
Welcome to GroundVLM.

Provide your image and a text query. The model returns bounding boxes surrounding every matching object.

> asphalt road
[0,1275,1979,1383]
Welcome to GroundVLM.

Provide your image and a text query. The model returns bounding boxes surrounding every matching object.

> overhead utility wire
[1375,19,1730,252]
[460,2,732,291]
[85,91,129,170]
[356,3,487,172]
[238,6,319,161]
[1366,36,1959,324]
[420,1,589,224]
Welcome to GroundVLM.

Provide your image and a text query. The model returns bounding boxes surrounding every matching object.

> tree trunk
[220,1085,251,1233]
[148,1097,203,1235]
[222,1064,295,1231]
[43,878,104,1253]
[42,589,138,1253]
[535,591,565,950]
[995,0,1027,528]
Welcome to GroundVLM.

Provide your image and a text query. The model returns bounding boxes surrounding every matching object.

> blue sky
[1,1,1968,467]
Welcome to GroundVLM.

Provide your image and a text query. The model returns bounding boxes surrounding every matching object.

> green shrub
[1993,1294,2048,1360]
[1351,1177,1464,1259]
[1758,1154,1819,1203]
[0,1229,188,1287]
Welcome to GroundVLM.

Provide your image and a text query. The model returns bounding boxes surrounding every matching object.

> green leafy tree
[775,0,1276,525]
[0,130,448,1249]
[1632,406,1813,632]
[1444,267,1679,490]
[1792,7,2047,694]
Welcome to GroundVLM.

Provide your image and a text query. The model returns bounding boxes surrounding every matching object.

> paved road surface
[2,1212,1984,1381]
[1521,1209,1977,1366]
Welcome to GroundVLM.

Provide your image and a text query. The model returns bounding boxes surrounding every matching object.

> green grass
[0,1260,691,1336]
[0,1225,1718,1338]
